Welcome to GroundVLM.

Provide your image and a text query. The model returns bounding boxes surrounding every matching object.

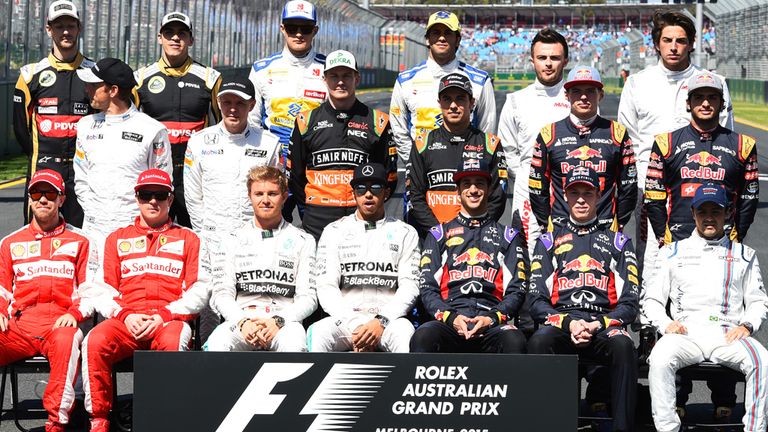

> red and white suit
[81,218,209,419]
[0,220,101,425]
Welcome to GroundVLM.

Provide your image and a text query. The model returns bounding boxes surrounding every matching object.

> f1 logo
[217,363,313,431]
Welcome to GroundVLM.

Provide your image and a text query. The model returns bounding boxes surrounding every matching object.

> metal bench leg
[11,366,31,432]
[0,366,7,426]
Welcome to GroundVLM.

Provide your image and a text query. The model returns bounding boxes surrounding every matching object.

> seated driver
[308,162,419,353]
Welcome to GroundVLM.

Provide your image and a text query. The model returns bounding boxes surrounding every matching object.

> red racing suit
[529,116,638,231]
[82,217,210,419]
[0,220,100,425]
[644,124,758,243]
[406,126,507,237]
[13,53,95,227]
[288,99,397,240]
[134,57,222,226]
[418,213,528,326]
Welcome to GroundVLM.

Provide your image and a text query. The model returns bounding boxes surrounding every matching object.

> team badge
[39,70,56,87]
[148,76,166,94]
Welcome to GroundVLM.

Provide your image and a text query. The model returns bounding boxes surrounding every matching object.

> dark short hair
[531,28,568,59]
[652,11,696,56]
[116,86,133,105]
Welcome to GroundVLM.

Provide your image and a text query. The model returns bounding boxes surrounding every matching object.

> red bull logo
[546,314,564,328]
[556,273,610,291]
[560,161,607,173]
[448,266,498,283]
[566,145,602,161]
[562,254,605,273]
[685,151,721,167]
[453,247,493,266]
[574,69,592,80]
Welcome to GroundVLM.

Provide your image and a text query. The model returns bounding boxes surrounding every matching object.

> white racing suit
[643,231,768,432]
[617,61,734,281]
[73,105,172,253]
[497,78,570,253]
[183,123,281,240]
[389,57,496,162]
[206,220,316,352]
[307,214,420,353]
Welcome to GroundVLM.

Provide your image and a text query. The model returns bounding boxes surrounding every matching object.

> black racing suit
[13,53,95,227]
[134,57,222,227]
[529,116,637,231]
[409,213,528,353]
[288,99,397,241]
[406,126,507,238]
[644,124,758,243]
[527,219,640,431]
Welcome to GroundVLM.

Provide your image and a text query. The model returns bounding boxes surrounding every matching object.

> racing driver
[644,70,758,245]
[409,159,527,354]
[13,0,94,227]
[248,0,327,220]
[498,28,571,253]
[389,10,495,162]
[528,166,639,432]
[644,184,768,432]
[81,169,209,432]
[74,58,172,254]
[207,166,316,352]
[0,169,100,432]
[406,72,506,238]
[529,66,636,232]
[134,11,222,227]
[308,163,419,353]
[289,50,397,241]
[185,74,280,244]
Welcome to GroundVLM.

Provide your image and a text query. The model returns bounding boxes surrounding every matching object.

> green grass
[733,101,768,129]
[0,154,28,182]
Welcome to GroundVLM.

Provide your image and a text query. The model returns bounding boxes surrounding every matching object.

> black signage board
[134,351,576,431]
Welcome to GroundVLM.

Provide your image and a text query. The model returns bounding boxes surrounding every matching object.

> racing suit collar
[251,218,287,237]
[688,122,720,142]
[353,212,386,229]
[133,216,174,234]
[323,98,365,119]
[456,212,490,228]
[426,56,459,78]
[103,103,138,124]
[47,52,85,71]
[566,113,599,136]
[566,217,600,236]
[217,122,252,141]
[533,78,565,95]
[282,46,316,67]
[657,60,695,83]
[689,228,728,247]
[157,56,193,77]
[27,218,67,239]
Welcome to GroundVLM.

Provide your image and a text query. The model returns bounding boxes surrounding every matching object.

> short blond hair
[246,166,288,193]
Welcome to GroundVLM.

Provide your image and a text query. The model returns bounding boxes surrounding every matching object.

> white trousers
[648,327,768,432]
[307,316,414,353]
[204,321,307,352]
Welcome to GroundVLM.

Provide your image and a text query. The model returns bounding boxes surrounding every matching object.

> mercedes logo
[362,165,374,176]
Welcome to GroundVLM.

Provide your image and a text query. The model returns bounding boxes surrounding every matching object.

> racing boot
[44,421,65,432]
